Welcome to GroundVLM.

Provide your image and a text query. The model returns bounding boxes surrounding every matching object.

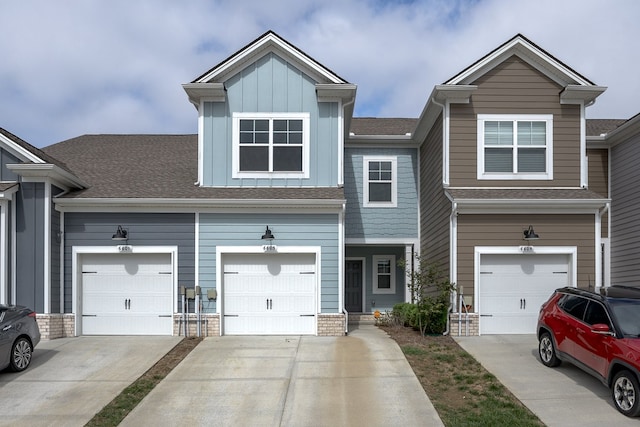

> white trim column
[0,200,8,304]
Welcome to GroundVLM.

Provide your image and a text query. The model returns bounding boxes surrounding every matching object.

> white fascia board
[197,33,346,84]
[0,133,46,164]
[0,184,19,200]
[7,163,87,188]
[182,83,226,106]
[316,84,357,101]
[432,85,477,103]
[345,237,419,246]
[54,197,346,212]
[346,135,417,147]
[586,136,608,149]
[454,198,609,214]
[560,85,607,105]
[446,37,594,87]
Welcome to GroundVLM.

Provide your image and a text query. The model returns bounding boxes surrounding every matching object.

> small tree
[398,256,454,336]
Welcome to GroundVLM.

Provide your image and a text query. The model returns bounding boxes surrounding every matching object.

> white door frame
[474,246,577,335]
[216,245,321,336]
[72,245,178,336]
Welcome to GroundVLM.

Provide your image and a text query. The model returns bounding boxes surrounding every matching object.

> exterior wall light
[523,225,539,241]
[112,225,129,241]
[261,226,275,242]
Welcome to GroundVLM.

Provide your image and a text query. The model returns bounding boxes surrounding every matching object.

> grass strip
[85,337,202,427]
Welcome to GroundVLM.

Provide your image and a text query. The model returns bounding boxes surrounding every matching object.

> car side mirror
[591,323,614,336]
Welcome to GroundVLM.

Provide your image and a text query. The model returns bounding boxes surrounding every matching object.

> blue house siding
[202,52,340,187]
[63,212,196,312]
[199,212,340,313]
[344,147,419,238]
[346,245,406,312]
[0,147,20,181]
[15,182,45,311]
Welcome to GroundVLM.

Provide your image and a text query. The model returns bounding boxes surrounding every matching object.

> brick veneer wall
[317,314,346,336]
[448,313,479,336]
[173,314,219,337]
[36,314,75,339]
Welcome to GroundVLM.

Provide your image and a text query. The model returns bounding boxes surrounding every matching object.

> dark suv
[537,286,640,417]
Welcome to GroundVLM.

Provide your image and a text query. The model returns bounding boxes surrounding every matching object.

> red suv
[537,286,640,417]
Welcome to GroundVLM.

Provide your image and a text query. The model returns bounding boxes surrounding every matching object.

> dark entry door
[345,260,363,312]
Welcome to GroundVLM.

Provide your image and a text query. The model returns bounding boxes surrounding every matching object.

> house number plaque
[118,245,133,253]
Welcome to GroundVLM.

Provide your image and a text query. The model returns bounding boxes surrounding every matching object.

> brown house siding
[419,113,450,276]
[449,56,581,187]
[456,214,597,295]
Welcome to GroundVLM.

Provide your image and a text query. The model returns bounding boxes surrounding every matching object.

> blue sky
[1,0,639,148]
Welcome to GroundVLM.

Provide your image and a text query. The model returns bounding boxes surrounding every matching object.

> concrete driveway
[455,335,639,427]
[121,324,443,427]
[0,336,181,427]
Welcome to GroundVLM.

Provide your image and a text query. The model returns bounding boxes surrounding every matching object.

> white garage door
[223,253,316,335]
[81,253,173,335]
[479,254,570,334]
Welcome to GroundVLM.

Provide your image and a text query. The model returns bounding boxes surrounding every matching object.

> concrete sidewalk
[455,335,639,427]
[121,324,444,427]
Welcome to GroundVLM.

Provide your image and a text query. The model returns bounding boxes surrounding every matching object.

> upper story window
[477,114,553,180]
[233,113,310,179]
[363,156,397,207]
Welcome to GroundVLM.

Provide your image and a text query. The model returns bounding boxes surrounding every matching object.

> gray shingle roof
[42,134,344,201]
[586,119,626,137]
[0,183,18,192]
[349,118,417,136]
[0,128,75,175]
[447,188,607,200]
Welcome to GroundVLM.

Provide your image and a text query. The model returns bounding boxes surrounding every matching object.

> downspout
[443,201,458,336]
[341,96,355,335]
[596,202,610,293]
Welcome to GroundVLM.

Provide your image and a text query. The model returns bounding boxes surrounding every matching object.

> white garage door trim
[474,246,577,335]
[216,246,321,336]
[72,246,178,336]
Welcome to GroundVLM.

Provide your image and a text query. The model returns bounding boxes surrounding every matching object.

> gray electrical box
[207,289,217,300]
[186,288,196,299]
[179,285,186,296]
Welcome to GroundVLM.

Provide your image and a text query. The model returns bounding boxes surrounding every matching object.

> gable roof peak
[445,33,597,88]
[191,30,349,85]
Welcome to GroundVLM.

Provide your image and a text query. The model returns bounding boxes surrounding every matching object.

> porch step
[348,313,376,325]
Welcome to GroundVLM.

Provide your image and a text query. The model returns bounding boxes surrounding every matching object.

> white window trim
[363,156,397,208]
[477,114,553,180]
[372,255,396,294]
[232,112,310,179]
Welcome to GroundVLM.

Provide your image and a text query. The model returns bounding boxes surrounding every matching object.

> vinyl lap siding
[419,114,450,275]
[588,148,609,238]
[449,56,581,187]
[63,213,196,313]
[199,213,340,313]
[611,134,640,285]
[456,214,596,294]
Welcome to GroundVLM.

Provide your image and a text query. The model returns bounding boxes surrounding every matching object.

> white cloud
[0,0,638,147]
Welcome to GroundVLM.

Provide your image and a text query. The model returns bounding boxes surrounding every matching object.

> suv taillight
[27,312,37,318]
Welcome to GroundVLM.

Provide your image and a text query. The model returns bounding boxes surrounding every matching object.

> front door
[345,260,363,312]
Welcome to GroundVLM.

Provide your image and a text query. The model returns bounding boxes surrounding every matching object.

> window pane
[239,132,254,144]
[273,120,287,132]
[240,146,268,171]
[485,121,513,145]
[289,120,303,131]
[485,148,513,172]
[254,120,269,132]
[369,182,392,202]
[378,260,391,273]
[369,162,380,173]
[518,148,546,172]
[518,121,546,146]
[377,275,391,289]
[289,132,302,144]
[380,172,392,181]
[240,120,254,132]
[273,146,302,171]
[255,132,269,144]
[273,132,287,144]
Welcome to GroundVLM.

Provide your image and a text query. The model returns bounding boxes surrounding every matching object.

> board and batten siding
[611,133,640,286]
[419,114,451,275]
[199,213,339,313]
[456,214,596,295]
[0,147,20,181]
[449,56,581,188]
[344,147,418,239]
[63,213,196,313]
[202,52,340,188]
[49,186,64,313]
[15,182,45,311]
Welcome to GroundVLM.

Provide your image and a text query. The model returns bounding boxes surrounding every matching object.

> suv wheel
[612,370,640,417]
[538,332,560,367]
